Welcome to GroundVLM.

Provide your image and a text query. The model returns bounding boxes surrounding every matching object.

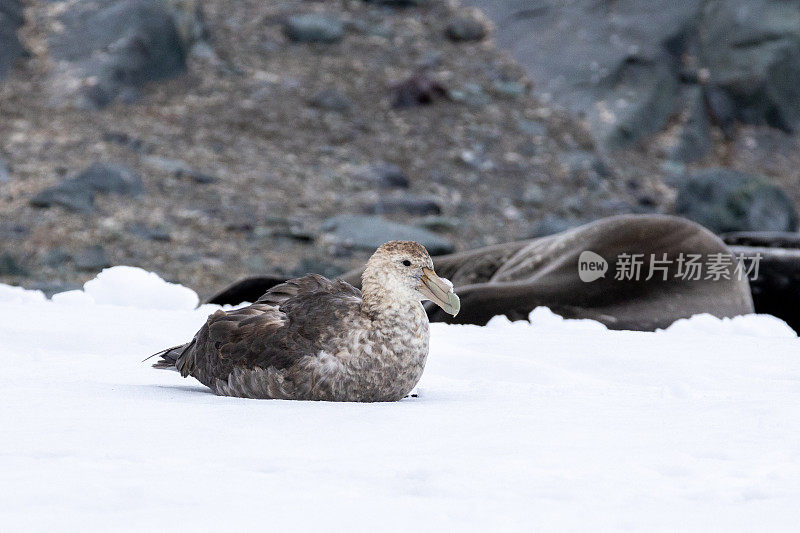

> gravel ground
[0,0,649,297]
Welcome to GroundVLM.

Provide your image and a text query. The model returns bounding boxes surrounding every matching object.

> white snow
[1,266,800,531]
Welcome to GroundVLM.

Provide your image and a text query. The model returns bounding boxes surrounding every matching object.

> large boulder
[322,215,454,255]
[463,0,800,153]
[48,0,190,107]
[30,163,143,213]
[674,168,798,233]
[0,0,24,82]
[700,0,800,133]
[462,0,700,150]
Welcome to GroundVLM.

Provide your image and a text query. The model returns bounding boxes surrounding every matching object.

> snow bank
[0,269,799,531]
[79,266,200,310]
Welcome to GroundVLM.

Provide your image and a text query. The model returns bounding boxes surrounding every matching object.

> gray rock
[129,223,171,242]
[445,17,487,42]
[517,119,547,137]
[323,215,454,254]
[102,131,153,153]
[0,252,27,276]
[675,168,799,233]
[466,0,800,148]
[30,180,95,213]
[30,163,142,212]
[74,163,143,196]
[354,163,410,189]
[74,245,111,271]
[292,258,345,279]
[415,216,460,232]
[49,0,187,107]
[522,184,545,205]
[363,0,428,6]
[143,155,216,183]
[699,0,800,132]
[43,248,72,268]
[559,151,613,185]
[0,0,24,82]
[143,155,187,174]
[490,80,527,98]
[463,0,694,149]
[310,89,353,111]
[0,0,23,28]
[449,84,492,108]
[661,159,687,180]
[669,85,711,163]
[0,159,9,182]
[284,14,344,44]
[516,141,538,158]
[365,195,442,216]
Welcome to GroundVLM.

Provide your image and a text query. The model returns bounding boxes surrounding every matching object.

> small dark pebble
[129,223,172,242]
[392,71,448,108]
[355,163,410,189]
[445,17,487,42]
[310,89,353,112]
[284,14,344,44]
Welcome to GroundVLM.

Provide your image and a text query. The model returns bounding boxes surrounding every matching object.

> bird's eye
[402,259,412,267]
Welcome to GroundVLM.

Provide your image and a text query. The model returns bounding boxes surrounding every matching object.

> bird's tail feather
[147,343,191,371]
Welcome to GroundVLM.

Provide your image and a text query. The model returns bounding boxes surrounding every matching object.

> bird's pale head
[362,241,460,316]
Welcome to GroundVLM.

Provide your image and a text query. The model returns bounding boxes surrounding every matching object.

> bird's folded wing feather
[177,274,363,382]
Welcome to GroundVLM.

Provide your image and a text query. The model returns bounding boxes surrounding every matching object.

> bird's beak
[418,267,460,316]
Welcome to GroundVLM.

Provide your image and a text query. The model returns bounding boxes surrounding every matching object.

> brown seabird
[151,241,460,402]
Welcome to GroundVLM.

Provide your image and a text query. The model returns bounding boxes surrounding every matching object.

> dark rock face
[322,214,454,254]
[462,0,696,149]
[699,0,800,133]
[30,163,143,213]
[49,0,187,107]
[463,0,800,151]
[0,0,24,82]
[675,168,798,233]
[284,14,344,44]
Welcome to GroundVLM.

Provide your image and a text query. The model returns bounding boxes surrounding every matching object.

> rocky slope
[0,0,797,297]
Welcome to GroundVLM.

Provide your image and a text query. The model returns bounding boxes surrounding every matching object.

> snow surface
[1,267,800,531]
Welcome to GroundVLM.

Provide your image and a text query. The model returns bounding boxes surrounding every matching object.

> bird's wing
[175,274,363,384]
[254,273,361,306]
